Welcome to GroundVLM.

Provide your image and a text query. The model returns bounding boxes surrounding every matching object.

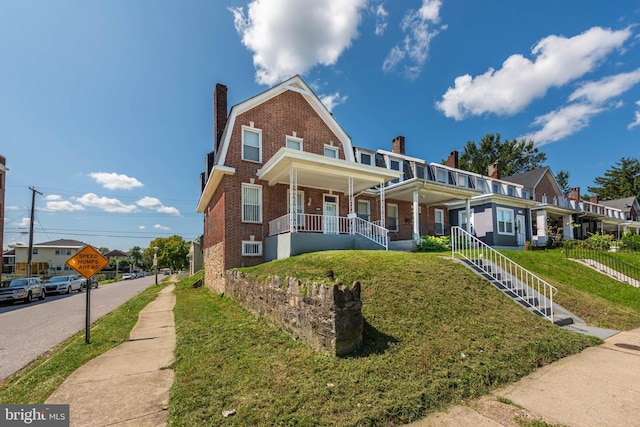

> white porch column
[536,211,548,246]
[412,190,420,241]
[289,167,298,233]
[348,176,355,235]
[379,182,386,228]
[466,198,471,234]
[562,214,574,240]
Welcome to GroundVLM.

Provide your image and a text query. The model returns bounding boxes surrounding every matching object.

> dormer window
[360,152,372,165]
[415,165,425,179]
[436,168,447,184]
[389,159,402,184]
[324,145,338,158]
[507,186,515,196]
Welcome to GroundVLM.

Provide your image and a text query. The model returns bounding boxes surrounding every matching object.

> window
[242,127,261,162]
[457,173,468,187]
[360,152,371,165]
[324,145,338,158]
[286,136,302,151]
[436,168,447,183]
[32,248,38,255]
[434,209,444,235]
[415,165,425,179]
[387,203,399,232]
[357,200,370,221]
[522,190,529,199]
[492,182,500,193]
[497,207,514,235]
[242,183,262,223]
[507,186,515,196]
[66,250,72,255]
[242,241,263,256]
[55,250,61,255]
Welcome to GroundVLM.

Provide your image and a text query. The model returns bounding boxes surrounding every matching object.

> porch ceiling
[257,148,402,193]
[386,179,482,205]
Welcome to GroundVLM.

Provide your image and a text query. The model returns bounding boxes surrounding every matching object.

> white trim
[286,135,303,151]
[497,207,515,235]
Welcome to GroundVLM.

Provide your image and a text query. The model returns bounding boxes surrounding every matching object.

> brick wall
[536,173,561,202]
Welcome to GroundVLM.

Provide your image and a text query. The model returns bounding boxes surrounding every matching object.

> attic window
[242,126,262,163]
[286,135,303,151]
[360,152,371,165]
[324,145,338,158]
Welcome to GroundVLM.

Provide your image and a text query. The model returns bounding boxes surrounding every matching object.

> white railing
[269,213,388,249]
[451,226,557,323]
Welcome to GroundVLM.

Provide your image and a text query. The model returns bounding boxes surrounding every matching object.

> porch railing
[451,226,557,323]
[268,213,388,249]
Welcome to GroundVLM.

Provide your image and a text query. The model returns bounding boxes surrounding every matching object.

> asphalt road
[0,275,158,381]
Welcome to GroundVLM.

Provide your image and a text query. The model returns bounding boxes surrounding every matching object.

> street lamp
[153,246,158,285]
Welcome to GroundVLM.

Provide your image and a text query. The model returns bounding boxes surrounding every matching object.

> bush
[578,233,613,251]
[621,231,640,251]
[417,235,451,251]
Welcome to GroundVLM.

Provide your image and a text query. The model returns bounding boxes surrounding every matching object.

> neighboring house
[187,240,203,276]
[13,239,89,277]
[2,249,15,275]
[0,155,6,274]
[599,196,640,237]
[102,249,130,259]
[502,167,636,246]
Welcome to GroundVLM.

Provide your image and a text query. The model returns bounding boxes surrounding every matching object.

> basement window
[242,241,263,256]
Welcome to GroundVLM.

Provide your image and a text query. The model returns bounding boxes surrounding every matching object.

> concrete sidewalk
[408,327,640,426]
[46,284,176,427]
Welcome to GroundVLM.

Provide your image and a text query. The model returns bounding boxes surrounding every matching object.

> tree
[98,247,110,254]
[128,246,143,270]
[144,235,189,271]
[458,133,547,177]
[587,157,640,200]
[555,170,571,196]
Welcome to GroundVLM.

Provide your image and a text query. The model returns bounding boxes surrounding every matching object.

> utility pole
[27,186,42,277]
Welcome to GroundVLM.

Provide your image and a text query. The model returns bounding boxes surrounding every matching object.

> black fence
[565,246,640,285]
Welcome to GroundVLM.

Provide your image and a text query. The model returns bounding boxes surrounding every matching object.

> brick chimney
[488,162,500,179]
[446,151,459,169]
[392,136,405,155]
[214,83,228,152]
[589,194,598,204]
[570,187,580,200]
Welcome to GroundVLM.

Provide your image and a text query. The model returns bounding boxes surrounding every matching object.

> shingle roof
[501,167,549,189]
[599,196,638,212]
[35,239,88,247]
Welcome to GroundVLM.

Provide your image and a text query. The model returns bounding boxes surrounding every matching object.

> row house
[13,239,89,277]
[197,75,639,290]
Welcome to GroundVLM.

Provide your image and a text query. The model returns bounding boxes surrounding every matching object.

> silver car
[44,275,84,295]
[0,277,46,304]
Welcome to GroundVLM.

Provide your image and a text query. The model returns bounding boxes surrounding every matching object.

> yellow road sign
[66,245,110,279]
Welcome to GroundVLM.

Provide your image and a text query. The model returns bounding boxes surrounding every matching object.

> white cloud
[44,200,85,213]
[230,0,367,85]
[437,26,632,120]
[153,224,171,231]
[521,70,640,145]
[45,194,63,201]
[629,100,640,129]
[136,196,181,216]
[17,217,32,227]
[138,225,146,230]
[88,172,144,190]
[373,3,388,36]
[382,0,444,78]
[569,69,640,103]
[76,193,137,213]
[320,92,348,112]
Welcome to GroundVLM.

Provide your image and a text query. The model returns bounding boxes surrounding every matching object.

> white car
[121,273,134,280]
[44,275,84,294]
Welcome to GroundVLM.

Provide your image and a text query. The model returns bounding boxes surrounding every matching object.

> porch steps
[460,258,575,327]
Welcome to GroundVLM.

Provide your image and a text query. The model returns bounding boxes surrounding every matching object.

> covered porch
[258,148,401,259]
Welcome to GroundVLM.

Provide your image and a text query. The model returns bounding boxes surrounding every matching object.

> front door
[516,215,526,246]
[323,195,338,234]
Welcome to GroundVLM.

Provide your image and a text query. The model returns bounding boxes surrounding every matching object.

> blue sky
[2,0,639,251]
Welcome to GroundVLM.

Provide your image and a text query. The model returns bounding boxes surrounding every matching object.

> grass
[169,251,600,426]
[501,249,640,330]
[0,282,166,404]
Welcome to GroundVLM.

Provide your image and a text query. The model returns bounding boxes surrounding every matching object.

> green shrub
[417,235,451,251]
[621,231,640,251]
[581,233,613,251]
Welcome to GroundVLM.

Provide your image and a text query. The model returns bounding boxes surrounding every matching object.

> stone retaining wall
[225,271,363,356]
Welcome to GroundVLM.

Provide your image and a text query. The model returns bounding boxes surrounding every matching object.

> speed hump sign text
[66,245,110,279]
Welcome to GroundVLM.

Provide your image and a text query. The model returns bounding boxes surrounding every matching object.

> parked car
[44,275,84,294]
[82,277,99,290]
[122,273,134,280]
[0,277,46,304]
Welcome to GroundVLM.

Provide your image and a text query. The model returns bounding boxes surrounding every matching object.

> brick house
[197,76,484,291]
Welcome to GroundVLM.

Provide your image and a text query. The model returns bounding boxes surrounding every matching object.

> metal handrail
[451,226,557,323]
[565,246,640,287]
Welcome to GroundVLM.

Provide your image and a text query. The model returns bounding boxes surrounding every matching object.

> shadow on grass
[345,318,398,358]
